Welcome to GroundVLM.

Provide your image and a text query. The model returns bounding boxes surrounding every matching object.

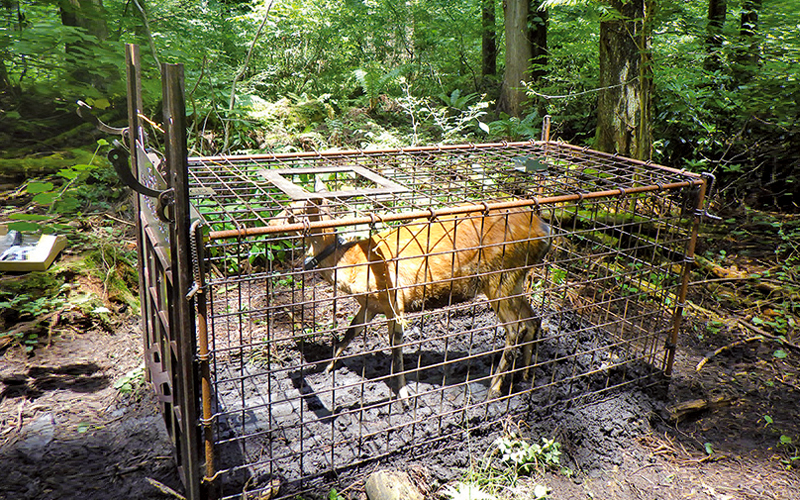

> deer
[270,196,551,401]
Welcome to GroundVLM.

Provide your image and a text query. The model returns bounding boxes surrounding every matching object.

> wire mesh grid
[185,141,702,499]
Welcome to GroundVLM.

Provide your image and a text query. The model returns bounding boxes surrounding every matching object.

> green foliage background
[1,0,798,204]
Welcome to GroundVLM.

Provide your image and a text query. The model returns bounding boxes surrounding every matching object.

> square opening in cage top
[259,165,409,200]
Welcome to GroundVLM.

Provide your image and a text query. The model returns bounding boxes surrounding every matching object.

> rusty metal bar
[664,178,707,375]
[163,62,203,500]
[206,179,703,240]
[125,44,150,380]
[193,220,217,496]
[541,115,551,142]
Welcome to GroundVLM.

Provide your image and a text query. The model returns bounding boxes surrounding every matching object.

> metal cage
[115,47,707,500]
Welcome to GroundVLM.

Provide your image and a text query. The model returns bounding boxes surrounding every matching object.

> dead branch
[695,336,763,372]
[1,310,61,345]
[695,254,800,301]
[735,318,800,353]
[664,395,736,423]
[145,478,185,500]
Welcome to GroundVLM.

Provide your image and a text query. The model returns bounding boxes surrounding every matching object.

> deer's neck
[304,233,346,270]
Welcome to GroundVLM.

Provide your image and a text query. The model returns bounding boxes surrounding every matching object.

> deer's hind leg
[486,273,539,398]
[387,316,412,400]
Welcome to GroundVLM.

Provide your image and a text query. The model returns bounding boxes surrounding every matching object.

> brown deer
[271,198,551,400]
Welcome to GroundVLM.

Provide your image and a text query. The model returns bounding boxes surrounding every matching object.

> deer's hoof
[398,385,414,401]
[487,379,504,401]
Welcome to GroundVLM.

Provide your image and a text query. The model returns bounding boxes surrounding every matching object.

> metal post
[163,62,203,500]
[541,115,551,142]
[193,220,218,497]
[125,44,151,381]
[664,179,707,375]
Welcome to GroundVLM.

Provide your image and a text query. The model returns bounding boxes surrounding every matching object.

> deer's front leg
[326,304,375,373]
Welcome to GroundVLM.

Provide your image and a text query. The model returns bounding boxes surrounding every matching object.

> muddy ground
[2,297,798,500]
[1,218,800,500]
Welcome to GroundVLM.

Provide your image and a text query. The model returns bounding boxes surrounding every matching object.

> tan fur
[273,200,551,400]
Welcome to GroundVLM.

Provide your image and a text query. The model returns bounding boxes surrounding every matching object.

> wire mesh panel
[186,142,704,499]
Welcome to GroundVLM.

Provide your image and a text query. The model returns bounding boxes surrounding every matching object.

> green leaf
[54,196,81,213]
[92,97,110,110]
[33,192,59,204]
[704,442,714,455]
[71,164,95,171]
[77,423,90,433]
[9,213,52,221]
[764,415,774,425]
[97,138,109,146]
[58,168,80,180]
[780,435,793,445]
[26,181,54,194]
[773,349,788,359]
[6,221,40,232]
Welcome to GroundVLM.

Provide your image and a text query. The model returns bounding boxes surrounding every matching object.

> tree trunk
[735,0,762,81]
[528,8,547,82]
[60,0,109,42]
[1,1,21,93]
[704,0,727,71]
[595,0,653,160]
[499,0,532,117]
[481,0,497,80]
[0,55,10,93]
[59,0,110,87]
[739,0,761,37]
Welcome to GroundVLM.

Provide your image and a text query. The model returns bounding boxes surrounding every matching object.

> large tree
[499,0,532,116]
[481,0,498,81]
[1,0,21,94]
[595,0,653,160]
[529,8,548,82]
[58,0,110,88]
[704,0,727,70]
[735,0,762,82]
[498,0,548,117]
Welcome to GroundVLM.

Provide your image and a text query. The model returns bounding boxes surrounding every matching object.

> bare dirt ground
[1,212,799,500]
[0,319,183,500]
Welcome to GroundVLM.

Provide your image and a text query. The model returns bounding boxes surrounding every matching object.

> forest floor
[1,207,799,500]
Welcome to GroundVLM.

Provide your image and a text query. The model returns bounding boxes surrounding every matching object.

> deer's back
[368,207,550,311]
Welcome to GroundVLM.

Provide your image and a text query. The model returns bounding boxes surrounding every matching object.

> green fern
[438,89,479,110]
[353,67,403,110]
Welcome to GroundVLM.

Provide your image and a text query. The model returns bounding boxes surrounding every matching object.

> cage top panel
[187,141,703,236]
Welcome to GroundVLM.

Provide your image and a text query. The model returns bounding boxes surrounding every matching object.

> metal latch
[698,172,722,222]
[76,101,174,223]
[107,145,174,223]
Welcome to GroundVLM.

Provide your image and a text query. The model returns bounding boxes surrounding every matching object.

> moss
[0,148,99,178]
[82,244,141,312]
[0,269,65,298]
